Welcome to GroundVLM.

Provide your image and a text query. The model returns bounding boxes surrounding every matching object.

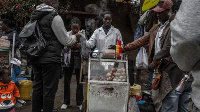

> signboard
[88,84,129,112]
[142,0,159,11]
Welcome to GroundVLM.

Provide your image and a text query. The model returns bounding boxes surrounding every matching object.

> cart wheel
[82,100,87,112]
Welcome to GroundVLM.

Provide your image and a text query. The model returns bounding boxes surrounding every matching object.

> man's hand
[148,64,155,72]
[123,44,130,52]
[148,61,162,72]
[76,43,81,48]
[75,34,81,42]
[148,62,157,72]
[1,36,8,39]
[68,43,81,48]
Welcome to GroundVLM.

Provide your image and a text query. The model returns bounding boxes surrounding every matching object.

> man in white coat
[85,11,123,52]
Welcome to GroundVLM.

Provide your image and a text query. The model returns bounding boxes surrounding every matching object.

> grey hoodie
[32,4,76,46]
[170,0,200,109]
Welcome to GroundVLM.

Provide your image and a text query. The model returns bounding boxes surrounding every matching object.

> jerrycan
[129,84,141,96]
[18,80,33,100]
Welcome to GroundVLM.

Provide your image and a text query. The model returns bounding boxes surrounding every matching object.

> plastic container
[18,80,33,100]
[0,38,10,48]
[137,100,146,105]
[129,84,141,96]
[116,39,122,59]
[102,49,115,59]
[16,77,28,82]
[92,48,99,58]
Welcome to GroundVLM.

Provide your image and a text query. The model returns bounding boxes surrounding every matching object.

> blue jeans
[162,81,192,112]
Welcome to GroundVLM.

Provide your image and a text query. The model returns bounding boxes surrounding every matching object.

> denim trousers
[162,81,192,112]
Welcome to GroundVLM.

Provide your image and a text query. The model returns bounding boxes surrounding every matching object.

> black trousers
[32,63,61,112]
[63,52,83,105]
[128,60,134,86]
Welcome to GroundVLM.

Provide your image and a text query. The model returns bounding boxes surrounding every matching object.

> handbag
[151,73,162,90]
[151,60,163,90]
[151,58,174,90]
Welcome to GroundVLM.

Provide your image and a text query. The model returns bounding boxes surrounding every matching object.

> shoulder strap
[49,11,58,22]
[37,11,58,46]
[37,11,58,26]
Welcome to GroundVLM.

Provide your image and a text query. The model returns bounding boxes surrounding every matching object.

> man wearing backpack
[29,0,80,112]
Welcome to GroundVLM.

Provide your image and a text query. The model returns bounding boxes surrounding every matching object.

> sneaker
[15,102,23,108]
[78,104,82,110]
[61,104,68,110]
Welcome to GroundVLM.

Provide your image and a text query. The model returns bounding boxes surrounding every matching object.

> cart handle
[105,87,114,91]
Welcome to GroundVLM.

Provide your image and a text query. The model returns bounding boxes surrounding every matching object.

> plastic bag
[62,47,71,67]
[128,96,140,112]
[135,47,148,69]
[79,30,91,59]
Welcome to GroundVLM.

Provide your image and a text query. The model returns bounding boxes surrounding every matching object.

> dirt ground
[15,69,149,112]
[15,74,87,112]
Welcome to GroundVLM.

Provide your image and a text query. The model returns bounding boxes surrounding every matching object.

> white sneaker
[78,104,82,110]
[61,104,68,110]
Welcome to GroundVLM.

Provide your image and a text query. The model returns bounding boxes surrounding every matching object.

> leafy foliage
[0,0,41,22]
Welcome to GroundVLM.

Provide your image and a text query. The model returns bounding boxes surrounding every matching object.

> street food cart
[81,52,130,112]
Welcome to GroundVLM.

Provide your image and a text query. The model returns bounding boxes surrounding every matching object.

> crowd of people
[0,0,200,112]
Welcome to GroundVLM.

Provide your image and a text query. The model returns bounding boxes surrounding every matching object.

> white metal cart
[81,53,130,112]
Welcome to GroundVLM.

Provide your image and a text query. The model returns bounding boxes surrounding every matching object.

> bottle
[132,84,141,96]
[116,39,122,59]
[175,75,190,94]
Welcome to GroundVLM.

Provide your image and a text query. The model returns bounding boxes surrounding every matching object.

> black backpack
[19,20,46,60]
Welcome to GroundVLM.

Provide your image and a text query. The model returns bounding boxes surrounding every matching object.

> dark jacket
[124,24,162,64]
[157,29,184,88]
[30,7,63,63]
